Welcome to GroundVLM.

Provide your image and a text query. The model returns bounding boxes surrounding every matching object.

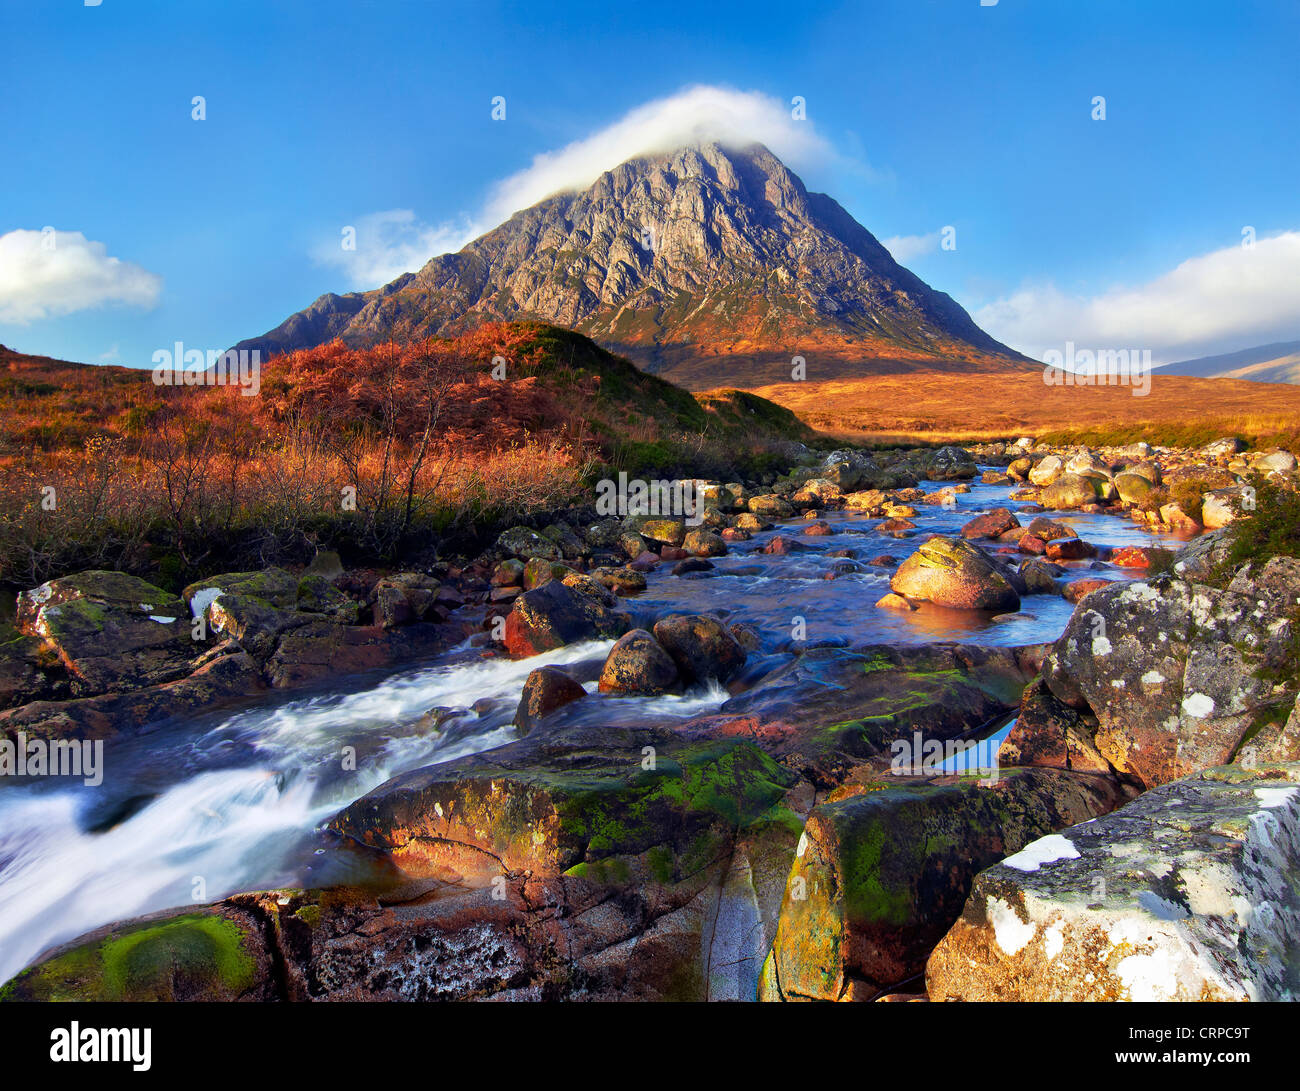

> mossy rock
[1,912,265,1002]
[331,728,798,888]
[761,768,1128,1001]
[182,568,298,611]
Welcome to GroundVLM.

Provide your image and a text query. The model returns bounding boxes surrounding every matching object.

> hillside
[235,143,1030,389]
[1155,340,1300,384]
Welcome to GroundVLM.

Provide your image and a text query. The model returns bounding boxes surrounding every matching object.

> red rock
[1017,534,1047,555]
[514,667,588,732]
[1062,578,1113,604]
[803,520,834,536]
[960,507,1020,539]
[1045,537,1096,561]
[1111,546,1154,568]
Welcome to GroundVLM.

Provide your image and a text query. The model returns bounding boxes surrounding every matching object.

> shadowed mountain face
[236,143,1029,389]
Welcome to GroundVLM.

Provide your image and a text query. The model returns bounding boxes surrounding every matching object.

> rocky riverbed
[2,436,1298,1001]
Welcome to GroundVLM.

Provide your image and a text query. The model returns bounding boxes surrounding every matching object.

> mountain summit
[236,142,1027,388]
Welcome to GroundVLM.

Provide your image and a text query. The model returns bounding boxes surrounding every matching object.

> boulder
[1041,560,1300,787]
[502,580,630,658]
[1044,536,1095,561]
[496,526,561,561]
[1039,473,1098,510]
[598,630,680,695]
[1255,448,1297,474]
[652,615,747,685]
[926,764,1300,1001]
[1202,486,1248,530]
[889,537,1021,612]
[759,768,1128,1001]
[16,571,193,694]
[514,667,588,732]
[960,508,1020,540]
[682,528,728,557]
[748,494,794,518]
[1028,456,1064,487]
[1113,472,1156,505]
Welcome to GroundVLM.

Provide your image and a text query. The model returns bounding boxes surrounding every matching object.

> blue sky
[1,0,1297,366]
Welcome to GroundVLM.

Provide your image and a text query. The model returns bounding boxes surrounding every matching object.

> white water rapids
[0,637,728,986]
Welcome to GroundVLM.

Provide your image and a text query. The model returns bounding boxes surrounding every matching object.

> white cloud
[323,85,834,289]
[311,209,477,289]
[882,231,940,264]
[0,229,162,324]
[975,232,1300,364]
[484,84,831,225]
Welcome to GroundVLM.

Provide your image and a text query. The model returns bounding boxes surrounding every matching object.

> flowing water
[0,475,1191,985]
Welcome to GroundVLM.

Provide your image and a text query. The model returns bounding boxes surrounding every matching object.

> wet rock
[332,727,795,888]
[673,557,715,576]
[926,763,1300,1001]
[683,528,728,557]
[0,909,275,1001]
[1039,473,1099,510]
[514,666,588,732]
[652,615,747,685]
[762,535,811,555]
[1017,558,1061,595]
[599,630,680,695]
[1060,577,1113,604]
[1044,536,1095,561]
[502,579,630,658]
[1001,676,1111,773]
[960,508,1020,540]
[889,537,1021,612]
[589,567,647,596]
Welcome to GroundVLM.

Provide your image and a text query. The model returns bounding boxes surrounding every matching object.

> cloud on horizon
[321,85,834,290]
[0,229,162,324]
[976,231,1300,364]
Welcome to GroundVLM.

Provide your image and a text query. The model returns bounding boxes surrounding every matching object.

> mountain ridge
[235,142,1031,389]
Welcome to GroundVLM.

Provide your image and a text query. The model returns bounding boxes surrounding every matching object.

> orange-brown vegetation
[0,324,809,590]
[752,370,1300,449]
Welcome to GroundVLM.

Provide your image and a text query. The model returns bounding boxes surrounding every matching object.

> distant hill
[234,142,1031,389]
[1155,341,1300,384]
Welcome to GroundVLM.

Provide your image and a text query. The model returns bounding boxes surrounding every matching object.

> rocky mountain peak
[236,142,1027,388]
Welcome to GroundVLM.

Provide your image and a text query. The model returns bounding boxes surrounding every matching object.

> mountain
[1155,341,1300,385]
[235,143,1029,389]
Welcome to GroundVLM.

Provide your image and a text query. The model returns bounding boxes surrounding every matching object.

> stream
[0,474,1192,986]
